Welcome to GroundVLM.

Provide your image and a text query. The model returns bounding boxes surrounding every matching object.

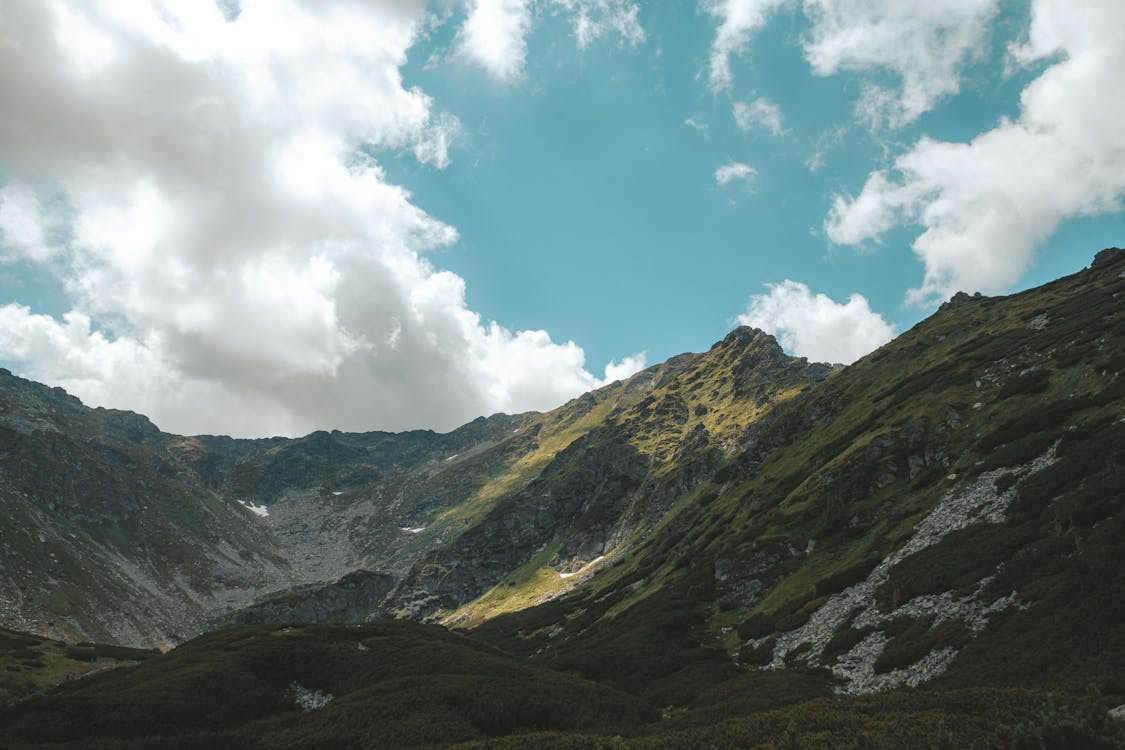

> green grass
[0,628,156,706]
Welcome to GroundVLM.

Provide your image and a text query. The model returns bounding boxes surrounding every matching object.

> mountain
[0,315,828,646]
[470,247,1125,703]
[0,247,1123,748]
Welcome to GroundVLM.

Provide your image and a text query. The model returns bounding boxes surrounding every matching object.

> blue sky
[0,1,1122,437]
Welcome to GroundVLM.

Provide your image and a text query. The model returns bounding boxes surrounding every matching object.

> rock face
[762,446,1056,693]
[225,571,396,627]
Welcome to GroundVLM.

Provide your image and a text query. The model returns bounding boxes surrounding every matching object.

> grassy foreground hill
[0,622,1121,749]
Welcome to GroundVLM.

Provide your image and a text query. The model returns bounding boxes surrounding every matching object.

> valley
[0,247,1123,748]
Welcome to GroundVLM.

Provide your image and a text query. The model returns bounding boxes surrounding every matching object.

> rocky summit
[0,248,1123,748]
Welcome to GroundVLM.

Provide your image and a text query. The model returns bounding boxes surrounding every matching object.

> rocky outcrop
[226,571,396,627]
[753,446,1057,694]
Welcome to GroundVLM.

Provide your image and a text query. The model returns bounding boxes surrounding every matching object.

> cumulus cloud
[603,353,647,384]
[732,97,784,135]
[0,185,62,264]
[703,0,789,92]
[0,0,635,437]
[825,0,1125,305]
[737,280,895,364]
[802,0,999,128]
[455,0,533,80]
[714,161,758,189]
[703,0,998,127]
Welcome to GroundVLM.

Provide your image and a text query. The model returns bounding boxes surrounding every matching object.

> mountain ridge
[0,247,1123,748]
[0,322,820,646]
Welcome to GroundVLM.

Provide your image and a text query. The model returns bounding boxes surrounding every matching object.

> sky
[0,0,1122,438]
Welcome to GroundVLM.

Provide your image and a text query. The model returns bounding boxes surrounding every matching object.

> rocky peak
[1090,246,1124,269]
[937,290,987,313]
[712,326,785,360]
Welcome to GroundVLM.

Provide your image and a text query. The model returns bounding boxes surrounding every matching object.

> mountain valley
[0,247,1123,748]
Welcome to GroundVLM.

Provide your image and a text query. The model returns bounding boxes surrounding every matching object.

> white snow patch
[445,454,458,461]
[400,526,426,534]
[331,491,344,496]
[237,500,269,517]
[290,682,333,711]
[559,555,605,579]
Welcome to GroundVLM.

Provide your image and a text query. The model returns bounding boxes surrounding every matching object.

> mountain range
[0,247,1123,748]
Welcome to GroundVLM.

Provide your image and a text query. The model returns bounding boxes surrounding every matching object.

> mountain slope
[3,325,814,646]
[472,247,1125,704]
[1,248,1123,748]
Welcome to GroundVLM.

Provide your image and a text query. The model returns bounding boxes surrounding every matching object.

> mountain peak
[713,325,783,354]
[1091,246,1124,269]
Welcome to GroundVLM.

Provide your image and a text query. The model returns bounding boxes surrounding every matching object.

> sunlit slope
[387,327,835,624]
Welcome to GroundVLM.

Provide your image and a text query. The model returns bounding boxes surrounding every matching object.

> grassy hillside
[472,249,1125,708]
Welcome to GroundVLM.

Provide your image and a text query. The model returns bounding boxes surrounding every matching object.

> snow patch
[290,682,333,711]
[445,454,458,461]
[237,500,269,517]
[559,555,605,579]
[400,526,426,534]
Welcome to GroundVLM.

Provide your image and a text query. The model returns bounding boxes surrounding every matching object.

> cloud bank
[0,0,644,438]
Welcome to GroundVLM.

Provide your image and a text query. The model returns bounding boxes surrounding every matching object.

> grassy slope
[469,251,1125,735]
[439,331,825,628]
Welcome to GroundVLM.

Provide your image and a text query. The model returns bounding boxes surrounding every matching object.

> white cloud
[732,97,784,135]
[703,0,789,92]
[0,0,634,438]
[825,0,1125,305]
[802,0,1000,128]
[551,0,645,49]
[455,0,533,80]
[453,0,643,80]
[737,280,895,364]
[715,161,758,188]
[603,353,647,383]
[0,185,62,264]
[684,115,709,133]
[702,0,998,127]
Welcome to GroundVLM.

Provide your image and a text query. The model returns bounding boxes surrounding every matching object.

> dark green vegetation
[1,623,1122,749]
[1,248,1124,748]
[0,622,656,749]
